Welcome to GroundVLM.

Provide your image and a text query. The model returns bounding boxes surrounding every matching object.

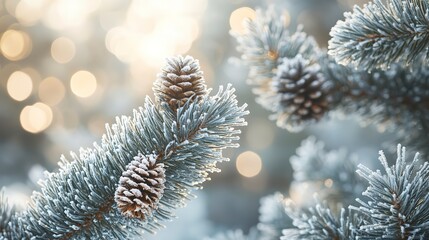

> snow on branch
[352,145,429,238]
[284,144,429,239]
[328,0,429,70]
[1,56,248,239]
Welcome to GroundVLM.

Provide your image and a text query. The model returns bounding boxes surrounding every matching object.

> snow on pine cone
[115,153,166,220]
[154,55,208,111]
[272,55,328,131]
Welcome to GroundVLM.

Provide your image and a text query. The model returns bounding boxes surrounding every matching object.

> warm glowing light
[283,10,291,27]
[229,7,256,34]
[236,151,262,178]
[324,178,334,188]
[39,77,66,106]
[15,0,46,26]
[127,0,208,18]
[0,30,32,61]
[139,35,176,68]
[51,37,76,63]
[107,0,203,63]
[105,27,139,62]
[7,71,33,101]
[20,102,53,133]
[70,70,97,98]
[153,16,199,53]
[43,0,100,30]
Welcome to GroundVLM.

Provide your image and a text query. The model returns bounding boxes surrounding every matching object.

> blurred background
[0,0,393,239]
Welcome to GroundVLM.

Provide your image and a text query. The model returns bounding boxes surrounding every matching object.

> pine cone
[272,55,328,131]
[154,55,208,110]
[115,154,166,220]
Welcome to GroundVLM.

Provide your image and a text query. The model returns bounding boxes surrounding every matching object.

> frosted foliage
[257,192,292,240]
[352,145,429,238]
[206,229,259,240]
[290,136,364,206]
[282,203,357,240]
[329,0,429,70]
[322,56,429,156]
[283,145,429,239]
[233,8,321,131]
[0,191,14,238]
[0,56,248,239]
[235,7,429,156]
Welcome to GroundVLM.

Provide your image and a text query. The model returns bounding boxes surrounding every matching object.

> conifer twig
[1,56,248,239]
[328,0,429,70]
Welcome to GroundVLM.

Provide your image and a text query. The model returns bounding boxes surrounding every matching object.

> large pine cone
[272,55,328,131]
[154,55,208,111]
[115,154,166,220]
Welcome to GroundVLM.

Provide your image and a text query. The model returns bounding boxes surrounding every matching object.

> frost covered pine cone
[272,55,329,131]
[154,55,208,111]
[115,154,166,220]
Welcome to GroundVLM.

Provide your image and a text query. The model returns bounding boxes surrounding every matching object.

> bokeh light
[7,71,33,101]
[0,29,32,61]
[324,178,333,188]
[283,9,291,27]
[229,7,256,34]
[70,70,97,98]
[15,0,47,26]
[51,37,76,64]
[20,102,53,133]
[236,151,262,178]
[105,0,204,68]
[38,77,66,106]
[42,0,101,30]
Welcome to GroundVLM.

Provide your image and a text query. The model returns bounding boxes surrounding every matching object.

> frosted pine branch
[206,229,259,240]
[0,191,12,235]
[257,192,291,240]
[234,8,324,131]
[1,56,248,239]
[282,202,359,240]
[234,7,429,155]
[322,56,429,154]
[290,137,364,207]
[328,0,429,70]
[351,145,429,238]
[281,144,429,239]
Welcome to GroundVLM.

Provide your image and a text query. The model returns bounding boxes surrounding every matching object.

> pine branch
[235,7,319,82]
[206,229,260,240]
[233,8,327,131]
[351,145,429,239]
[322,55,429,154]
[257,192,292,240]
[0,191,12,235]
[0,190,14,239]
[0,191,26,240]
[1,56,248,239]
[290,137,364,207]
[234,7,429,155]
[282,202,360,240]
[328,0,429,70]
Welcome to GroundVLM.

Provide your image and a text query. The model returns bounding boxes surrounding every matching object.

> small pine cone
[272,55,329,131]
[115,154,166,220]
[154,55,208,110]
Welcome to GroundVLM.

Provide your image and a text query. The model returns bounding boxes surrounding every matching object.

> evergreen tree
[209,0,429,239]
[0,56,248,239]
